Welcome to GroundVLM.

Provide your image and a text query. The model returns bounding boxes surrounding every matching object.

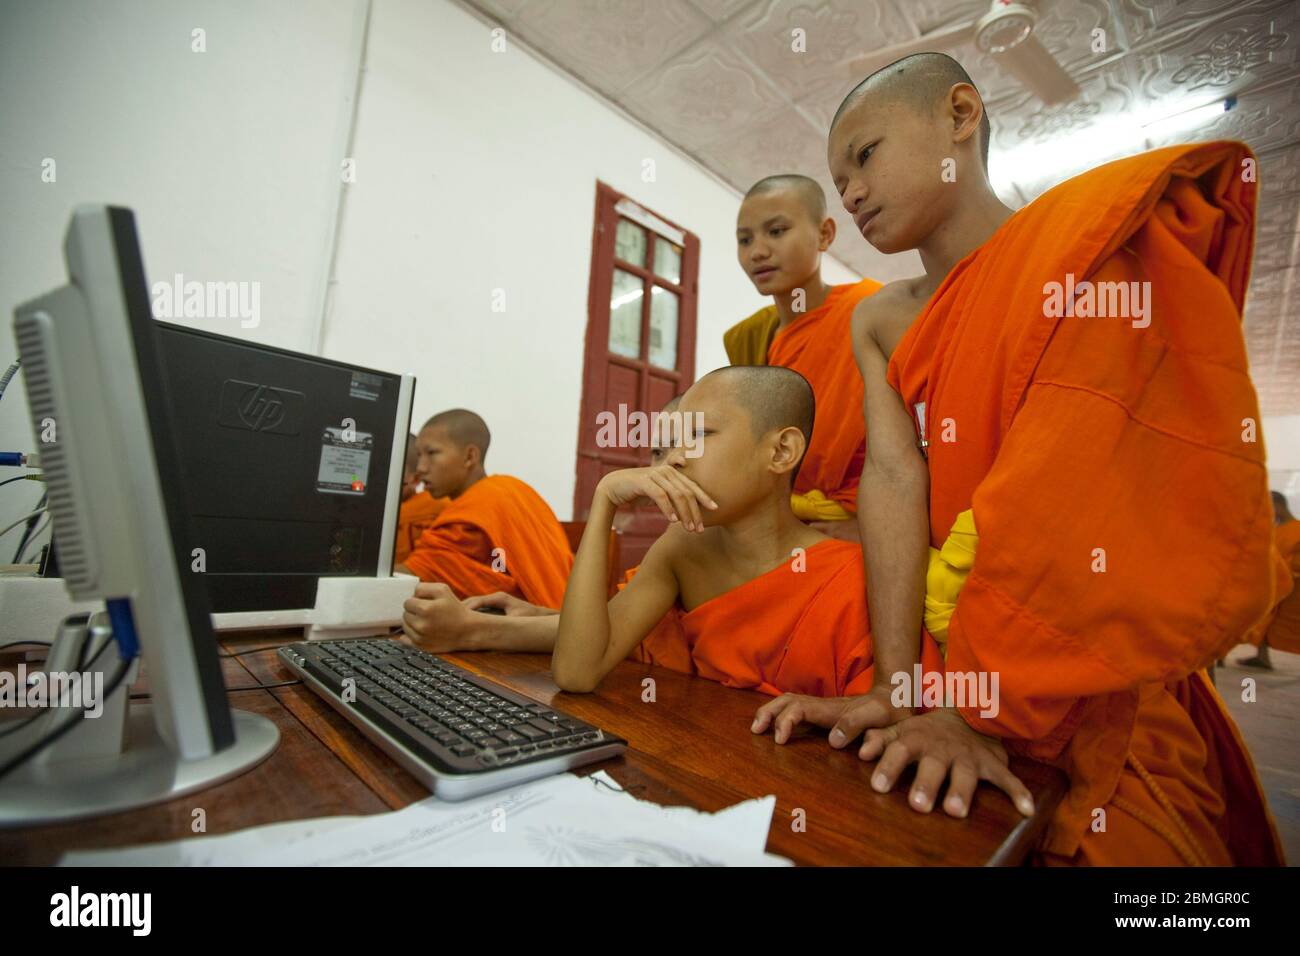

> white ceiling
[462,0,1300,416]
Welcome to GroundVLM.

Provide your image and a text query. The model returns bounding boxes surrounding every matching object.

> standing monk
[728,174,882,539]
[755,53,1284,865]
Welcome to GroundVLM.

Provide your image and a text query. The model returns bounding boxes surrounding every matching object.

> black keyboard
[278,639,626,800]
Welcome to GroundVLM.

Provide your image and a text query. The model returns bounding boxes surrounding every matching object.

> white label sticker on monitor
[317,426,372,495]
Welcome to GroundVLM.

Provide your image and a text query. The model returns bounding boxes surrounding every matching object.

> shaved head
[833,52,989,170]
[700,365,814,459]
[422,408,491,459]
[1274,491,1295,524]
[743,174,827,223]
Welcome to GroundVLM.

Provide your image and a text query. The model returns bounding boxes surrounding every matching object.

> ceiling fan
[846,0,1080,105]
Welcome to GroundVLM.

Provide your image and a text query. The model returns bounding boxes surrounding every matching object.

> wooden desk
[0,631,1066,865]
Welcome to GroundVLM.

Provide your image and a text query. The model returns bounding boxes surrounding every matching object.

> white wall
[0,0,858,546]
[319,0,857,518]
[1265,415,1300,513]
[0,0,368,553]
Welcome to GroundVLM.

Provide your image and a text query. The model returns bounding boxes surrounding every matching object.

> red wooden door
[574,182,699,575]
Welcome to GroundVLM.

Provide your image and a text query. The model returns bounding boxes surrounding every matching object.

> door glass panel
[609,269,643,359]
[648,286,679,369]
[614,219,647,267]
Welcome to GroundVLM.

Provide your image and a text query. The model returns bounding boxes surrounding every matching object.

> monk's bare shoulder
[850,277,932,363]
[642,521,707,580]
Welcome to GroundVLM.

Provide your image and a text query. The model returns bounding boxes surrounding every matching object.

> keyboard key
[513,724,546,741]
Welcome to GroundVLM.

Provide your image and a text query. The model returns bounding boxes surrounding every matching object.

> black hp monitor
[155,324,414,614]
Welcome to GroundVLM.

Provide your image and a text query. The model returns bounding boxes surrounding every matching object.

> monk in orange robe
[1239,492,1300,666]
[393,433,448,566]
[396,409,572,609]
[551,365,944,703]
[728,175,882,539]
[756,53,1283,864]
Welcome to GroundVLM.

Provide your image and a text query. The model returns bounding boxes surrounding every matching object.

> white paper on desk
[58,771,789,867]
[243,771,789,867]
[585,770,779,859]
[59,814,364,867]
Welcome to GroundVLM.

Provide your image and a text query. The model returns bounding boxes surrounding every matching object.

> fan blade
[846,21,978,78]
[994,33,1079,105]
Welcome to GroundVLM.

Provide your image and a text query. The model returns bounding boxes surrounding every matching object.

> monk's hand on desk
[751,684,909,746]
[596,466,717,533]
[400,582,477,652]
[859,708,1035,819]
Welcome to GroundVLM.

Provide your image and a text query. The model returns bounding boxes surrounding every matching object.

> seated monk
[396,409,573,609]
[728,174,883,541]
[755,52,1284,864]
[401,398,685,651]
[393,432,449,566]
[1239,492,1300,669]
[550,365,945,702]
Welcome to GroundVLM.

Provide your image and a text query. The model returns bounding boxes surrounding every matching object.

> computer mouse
[473,606,506,615]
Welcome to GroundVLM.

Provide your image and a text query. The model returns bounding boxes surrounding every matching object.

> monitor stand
[0,612,279,827]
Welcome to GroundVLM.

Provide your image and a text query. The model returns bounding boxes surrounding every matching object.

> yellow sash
[924,508,978,658]
[790,489,852,522]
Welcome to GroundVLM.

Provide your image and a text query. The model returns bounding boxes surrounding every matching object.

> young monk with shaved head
[551,366,946,707]
[728,174,882,540]
[396,408,573,609]
[753,52,1283,864]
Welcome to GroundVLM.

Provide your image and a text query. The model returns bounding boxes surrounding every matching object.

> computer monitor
[1,205,278,825]
[155,323,413,614]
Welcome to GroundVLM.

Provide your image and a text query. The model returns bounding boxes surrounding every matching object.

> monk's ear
[769,426,806,478]
[947,82,983,152]
[817,216,836,252]
[463,443,482,470]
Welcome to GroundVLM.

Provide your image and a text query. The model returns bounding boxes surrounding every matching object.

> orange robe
[393,492,448,566]
[403,475,573,609]
[888,142,1283,865]
[766,279,882,516]
[1263,520,1300,654]
[625,539,944,697]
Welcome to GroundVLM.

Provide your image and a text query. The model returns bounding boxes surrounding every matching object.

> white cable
[0,508,46,539]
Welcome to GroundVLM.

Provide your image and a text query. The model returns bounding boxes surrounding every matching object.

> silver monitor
[1,205,278,825]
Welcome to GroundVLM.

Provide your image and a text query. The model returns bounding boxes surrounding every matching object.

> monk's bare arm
[553,466,713,692]
[465,614,559,652]
[852,298,930,694]
[401,583,559,652]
